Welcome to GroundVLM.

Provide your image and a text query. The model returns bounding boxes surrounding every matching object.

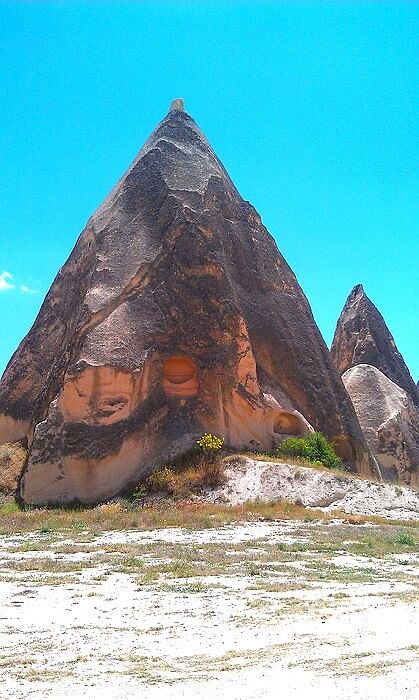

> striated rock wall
[343,364,419,486]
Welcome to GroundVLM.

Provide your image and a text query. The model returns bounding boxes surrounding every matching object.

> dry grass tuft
[143,452,225,498]
[0,495,416,536]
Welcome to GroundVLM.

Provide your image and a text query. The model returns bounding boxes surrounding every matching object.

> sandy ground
[0,520,418,700]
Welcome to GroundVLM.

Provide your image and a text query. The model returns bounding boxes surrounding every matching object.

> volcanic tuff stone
[0,104,378,504]
[331,284,419,406]
[343,364,419,487]
[212,455,419,520]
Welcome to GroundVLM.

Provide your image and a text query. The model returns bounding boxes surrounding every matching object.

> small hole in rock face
[164,357,195,384]
[163,356,198,397]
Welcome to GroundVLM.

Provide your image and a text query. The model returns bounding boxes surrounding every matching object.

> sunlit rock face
[0,105,377,504]
[331,284,419,407]
[343,365,419,486]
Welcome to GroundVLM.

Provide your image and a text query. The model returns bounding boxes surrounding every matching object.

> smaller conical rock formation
[343,364,419,486]
[331,285,419,406]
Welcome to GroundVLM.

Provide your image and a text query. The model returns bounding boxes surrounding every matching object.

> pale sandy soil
[0,521,418,700]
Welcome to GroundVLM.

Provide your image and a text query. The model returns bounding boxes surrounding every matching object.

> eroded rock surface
[212,456,419,521]
[343,365,419,486]
[0,105,377,504]
[331,284,419,406]
[0,442,27,496]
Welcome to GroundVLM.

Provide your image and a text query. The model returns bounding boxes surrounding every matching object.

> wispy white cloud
[0,271,15,292]
[0,271,40,294]
[20,284,39,295]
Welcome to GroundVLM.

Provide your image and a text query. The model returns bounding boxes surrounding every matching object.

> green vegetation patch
[277,432,342,469]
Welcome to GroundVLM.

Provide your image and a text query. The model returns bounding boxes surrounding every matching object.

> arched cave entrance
[163,356,198,397]
[273,412,306,436]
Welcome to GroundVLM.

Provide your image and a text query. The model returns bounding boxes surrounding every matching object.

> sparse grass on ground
[0,495,417,536]
[0,512,417,698]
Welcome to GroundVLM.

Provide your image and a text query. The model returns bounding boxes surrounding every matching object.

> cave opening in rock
[163,356,198,397]
[331,435,355,462]
[273,412,306,436]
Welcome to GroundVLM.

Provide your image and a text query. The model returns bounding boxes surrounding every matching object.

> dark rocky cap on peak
[331,285,419,406]
[91,100,237,240]
[348,283,364,299]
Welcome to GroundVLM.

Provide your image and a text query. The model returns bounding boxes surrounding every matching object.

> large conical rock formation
[0,103,378,504]
[331,284,419,406]
[343,365,419,486]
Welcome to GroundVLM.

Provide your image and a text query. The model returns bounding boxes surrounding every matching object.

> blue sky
[0,1,417,378]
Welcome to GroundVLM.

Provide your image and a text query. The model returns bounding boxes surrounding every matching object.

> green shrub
[276,437,308,460]
[130,485,148,500]
[277,432,342,469]
[393,531,416,547]
[304,432,343,469]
